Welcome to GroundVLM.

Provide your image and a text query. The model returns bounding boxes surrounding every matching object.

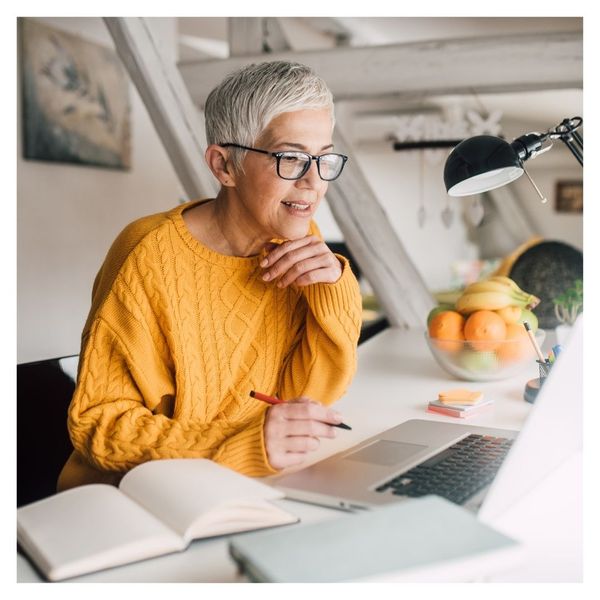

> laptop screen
[478,316,583,523]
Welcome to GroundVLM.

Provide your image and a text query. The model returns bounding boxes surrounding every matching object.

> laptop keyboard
[374,434,514,505]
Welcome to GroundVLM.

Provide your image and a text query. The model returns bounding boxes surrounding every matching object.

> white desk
[17,327,557,583]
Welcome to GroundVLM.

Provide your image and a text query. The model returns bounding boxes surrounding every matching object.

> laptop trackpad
[343,440,428,467]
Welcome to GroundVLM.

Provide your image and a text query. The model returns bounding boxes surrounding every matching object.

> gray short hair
[204,61,334,172]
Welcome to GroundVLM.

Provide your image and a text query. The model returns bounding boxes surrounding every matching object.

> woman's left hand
[260,235,343,288]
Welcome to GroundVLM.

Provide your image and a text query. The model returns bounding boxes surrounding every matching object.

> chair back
[17,355,78,506]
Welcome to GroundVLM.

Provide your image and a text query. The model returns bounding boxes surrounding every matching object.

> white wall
[17,18,184,363]
[512,164,582,251]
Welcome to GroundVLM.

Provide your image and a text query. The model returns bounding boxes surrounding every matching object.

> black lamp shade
[444,135,524,196]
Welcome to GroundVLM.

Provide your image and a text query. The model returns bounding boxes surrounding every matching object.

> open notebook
[17,458,297,581]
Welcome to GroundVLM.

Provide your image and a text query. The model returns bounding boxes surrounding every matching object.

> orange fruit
[496,323,533,363]
[464,310,507,351]
[428,311,465,353]
[427,303,456,326]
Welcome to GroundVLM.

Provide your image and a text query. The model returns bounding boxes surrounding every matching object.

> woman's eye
[282,155,300,163]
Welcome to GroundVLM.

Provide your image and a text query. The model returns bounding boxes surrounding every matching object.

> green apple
[426,303,456,326]
[517,308,538,332]
[459,349,498,373]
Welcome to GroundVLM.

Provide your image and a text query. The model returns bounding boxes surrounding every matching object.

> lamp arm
[550,117,583,166]
[511,117,583,167]
[559,137,583,166]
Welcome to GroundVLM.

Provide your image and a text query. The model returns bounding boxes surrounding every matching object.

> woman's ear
[205,145,237,187]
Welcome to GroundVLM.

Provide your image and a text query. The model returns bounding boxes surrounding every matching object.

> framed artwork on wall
[20,18,131,170]
[555,180,583,213]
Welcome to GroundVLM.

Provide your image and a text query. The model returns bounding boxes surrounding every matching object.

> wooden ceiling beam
[179,31,582,105]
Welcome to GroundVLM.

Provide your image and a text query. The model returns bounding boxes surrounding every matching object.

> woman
[57,61,362,491]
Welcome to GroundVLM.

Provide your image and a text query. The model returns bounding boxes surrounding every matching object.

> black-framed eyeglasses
[219,143,348,181]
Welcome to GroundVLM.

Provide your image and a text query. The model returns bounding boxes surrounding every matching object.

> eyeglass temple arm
[220,143,270,156]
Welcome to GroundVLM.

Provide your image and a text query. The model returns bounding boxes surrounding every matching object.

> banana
[487,276,541,308]
[456,293,505,313]
[463,277,540,309]
[487,275,521,290]
[455,291,524,314]
[463,280,522,296]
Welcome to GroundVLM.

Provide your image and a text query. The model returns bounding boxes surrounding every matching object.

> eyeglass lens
[277,152,345,181]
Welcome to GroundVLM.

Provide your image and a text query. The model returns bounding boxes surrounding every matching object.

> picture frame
[20,18,131,170]
[555,180,583,213]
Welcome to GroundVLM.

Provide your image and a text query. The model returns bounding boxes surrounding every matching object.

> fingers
[264,429,322,470]
[283,419,338,439]
[265,406,338,441]
[270,452,310,469]
[261,236,317,270]
[277,256,329,288]
[263,397,346,470]
[284,436,321,453]
[291,265,341,288]
[260,236,322,283]
[260,236,342,288]
[279,400,343,426]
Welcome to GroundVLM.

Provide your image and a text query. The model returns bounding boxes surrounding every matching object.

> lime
[459,349,498,373]
[517,308,538,332]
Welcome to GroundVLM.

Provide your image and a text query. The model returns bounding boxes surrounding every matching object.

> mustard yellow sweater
[58,200,362,490]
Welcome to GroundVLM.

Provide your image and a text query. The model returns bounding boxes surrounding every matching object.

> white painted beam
[229,18,265,56]
[299,17,352,44]
[229,18,290,56]
[277,17,340,51]
[179,32,582,105]
[104,17,218,200]
[327,130,435,327]
[262,18,291,53]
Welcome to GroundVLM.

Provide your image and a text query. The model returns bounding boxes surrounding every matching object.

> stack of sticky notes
[427,389,493,418]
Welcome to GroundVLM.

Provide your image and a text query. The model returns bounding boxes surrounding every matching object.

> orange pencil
[249,390,352,430]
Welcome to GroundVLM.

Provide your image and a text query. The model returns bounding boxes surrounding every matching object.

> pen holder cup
[537,359,552,384]
[524,360,553,404]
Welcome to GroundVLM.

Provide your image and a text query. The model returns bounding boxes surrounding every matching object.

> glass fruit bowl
[424,328,546,381]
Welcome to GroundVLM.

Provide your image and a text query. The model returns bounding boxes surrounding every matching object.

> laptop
[275,316,582,515]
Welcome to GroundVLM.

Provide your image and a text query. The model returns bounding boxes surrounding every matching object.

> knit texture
[58,200,362,490]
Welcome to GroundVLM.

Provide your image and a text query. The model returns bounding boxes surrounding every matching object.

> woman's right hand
[263,397,343,470]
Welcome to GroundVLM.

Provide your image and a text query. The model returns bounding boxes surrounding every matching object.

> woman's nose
[297,159,323,188]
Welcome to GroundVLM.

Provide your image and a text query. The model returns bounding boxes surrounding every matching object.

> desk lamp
[443,117,583,202]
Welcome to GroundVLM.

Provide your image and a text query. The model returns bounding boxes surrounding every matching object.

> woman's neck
[185,191,267,257]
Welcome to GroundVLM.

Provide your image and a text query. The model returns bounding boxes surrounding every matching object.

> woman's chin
[276,222,311,241]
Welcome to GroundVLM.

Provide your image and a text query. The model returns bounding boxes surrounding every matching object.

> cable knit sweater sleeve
[68,291,275,477]
[277,223,363,405]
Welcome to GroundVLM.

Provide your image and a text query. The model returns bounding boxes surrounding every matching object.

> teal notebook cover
[229,495,519,582]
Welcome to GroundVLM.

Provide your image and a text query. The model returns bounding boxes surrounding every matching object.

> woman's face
[231,108,333,242]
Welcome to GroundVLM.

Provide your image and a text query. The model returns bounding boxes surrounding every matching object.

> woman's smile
[280,199,316,217]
